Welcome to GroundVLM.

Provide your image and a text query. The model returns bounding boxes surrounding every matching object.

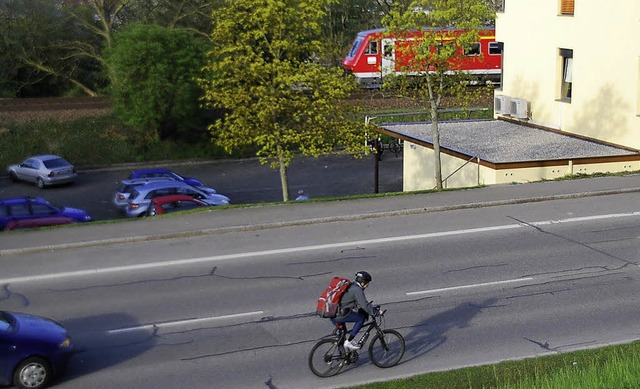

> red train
[342,27,502,87]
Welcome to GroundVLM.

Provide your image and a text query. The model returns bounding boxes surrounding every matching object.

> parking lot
[0,153,403,221]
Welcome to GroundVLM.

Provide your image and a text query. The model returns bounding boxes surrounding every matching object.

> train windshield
[346,37,364,59]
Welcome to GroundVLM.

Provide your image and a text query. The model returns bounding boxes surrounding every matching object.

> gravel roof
[381,119,638,164]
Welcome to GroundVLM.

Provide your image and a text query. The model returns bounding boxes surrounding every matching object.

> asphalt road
[0,153,403,221]
[2,190,640,388]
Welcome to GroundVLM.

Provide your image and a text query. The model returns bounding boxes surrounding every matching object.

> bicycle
[389,138,403,157]
[308,307,405,377]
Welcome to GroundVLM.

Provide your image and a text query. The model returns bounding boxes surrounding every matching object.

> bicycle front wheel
[368,329,405,368]
[308,338,344,377]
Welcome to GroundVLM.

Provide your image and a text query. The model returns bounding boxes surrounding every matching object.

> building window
[560,48,573,101]
[495,42,504,88]
[637,57,640,115]
[560,0,574,15]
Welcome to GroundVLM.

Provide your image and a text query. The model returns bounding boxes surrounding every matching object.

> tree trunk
[278,149,290,201]
[430,103,443,189]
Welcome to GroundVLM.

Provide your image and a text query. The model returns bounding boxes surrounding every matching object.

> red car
[5,216,74,231]
[145,194,209,216]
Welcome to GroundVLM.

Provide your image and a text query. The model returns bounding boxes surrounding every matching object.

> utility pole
[365,116,379,193]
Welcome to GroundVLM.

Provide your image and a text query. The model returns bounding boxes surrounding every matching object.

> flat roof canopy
[379,119,639,164]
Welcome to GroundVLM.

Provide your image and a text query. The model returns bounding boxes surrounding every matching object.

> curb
[3,186,638,256]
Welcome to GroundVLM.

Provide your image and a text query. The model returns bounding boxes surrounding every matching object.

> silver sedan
[8,154,77,189]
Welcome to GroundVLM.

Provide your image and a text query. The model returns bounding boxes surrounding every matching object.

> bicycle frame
[309,308,405,377]
[334,309,387,351]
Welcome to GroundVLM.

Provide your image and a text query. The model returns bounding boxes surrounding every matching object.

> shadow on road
[401,298,499,363]
[59,313,156,385]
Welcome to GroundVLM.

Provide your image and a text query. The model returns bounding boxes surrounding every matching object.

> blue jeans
[332,309,367,339]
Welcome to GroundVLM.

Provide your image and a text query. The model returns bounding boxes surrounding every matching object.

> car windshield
[43,158,69,169]
[0,311,15,332]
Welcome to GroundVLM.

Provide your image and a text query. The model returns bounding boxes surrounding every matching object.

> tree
[382,0,494,189]
[200,0,364,202]
[0,0,224,97]
[0,0,104,97]
[105,23,208,145]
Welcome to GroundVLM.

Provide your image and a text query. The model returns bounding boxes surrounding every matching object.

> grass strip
[348,340,640,389]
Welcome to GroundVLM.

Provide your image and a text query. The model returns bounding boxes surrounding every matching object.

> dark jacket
[337,282,375,318]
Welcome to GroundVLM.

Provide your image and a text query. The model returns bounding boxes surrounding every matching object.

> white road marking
[406,277,535,296]
[2,211,639,285]
[107,311,264,334]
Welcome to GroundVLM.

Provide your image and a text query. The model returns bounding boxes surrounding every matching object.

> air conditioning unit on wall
[494,95,511,115]
[510,98,529,119]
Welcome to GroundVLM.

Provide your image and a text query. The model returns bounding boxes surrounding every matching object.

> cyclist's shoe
[343,339,361,351]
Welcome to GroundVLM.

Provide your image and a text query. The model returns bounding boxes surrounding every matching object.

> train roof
[357,25,495,37]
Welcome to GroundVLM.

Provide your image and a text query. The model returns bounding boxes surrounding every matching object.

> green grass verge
[347,340,640,389]
[0,114,234,169]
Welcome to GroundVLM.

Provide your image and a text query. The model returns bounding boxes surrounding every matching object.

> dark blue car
[0,311,74,389]
[128,168,204,187]
[0,197,91,231]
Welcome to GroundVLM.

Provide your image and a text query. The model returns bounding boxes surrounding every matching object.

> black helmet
[355,271,372,285]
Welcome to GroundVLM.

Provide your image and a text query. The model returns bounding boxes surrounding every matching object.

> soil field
[0,89,493,123]
[0,97,111,122]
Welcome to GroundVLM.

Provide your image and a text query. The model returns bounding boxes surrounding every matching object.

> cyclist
[332,271,378,351]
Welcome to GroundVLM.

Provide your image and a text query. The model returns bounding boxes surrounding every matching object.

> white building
[495,0,640,149]
[381,0,640,191]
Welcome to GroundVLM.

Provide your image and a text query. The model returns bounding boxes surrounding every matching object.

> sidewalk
[2,174,639,255]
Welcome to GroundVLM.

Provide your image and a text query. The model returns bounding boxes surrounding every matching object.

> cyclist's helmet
[355,271,372,285]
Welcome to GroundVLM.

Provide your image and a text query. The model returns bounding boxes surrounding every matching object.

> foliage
[322,0,395,66]
[105,23,210,146]
[200,0,366,201]
[114,0,224,37]
[381,0,495,189]
[0,0,224,98]
[0,0,105,97]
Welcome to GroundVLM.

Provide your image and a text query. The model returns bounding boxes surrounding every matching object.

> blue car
[0,310,74,389]
[128,168,204,187]
[0,197,92,231]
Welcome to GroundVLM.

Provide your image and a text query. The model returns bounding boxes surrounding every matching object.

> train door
[381,39,395,79]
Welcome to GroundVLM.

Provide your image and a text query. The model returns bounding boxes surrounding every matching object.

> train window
[365,40,378,55]
[347,38,363,59]
[464,43,481,56]
[489,42,502,55]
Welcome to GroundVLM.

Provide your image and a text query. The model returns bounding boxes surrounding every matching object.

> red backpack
[315,277,352,318]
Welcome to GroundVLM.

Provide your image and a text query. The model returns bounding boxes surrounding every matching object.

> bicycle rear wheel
[368,329,405,368]
[390,140,402,156]
[308,338,344,377]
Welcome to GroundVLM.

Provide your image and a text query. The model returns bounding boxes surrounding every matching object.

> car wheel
[36,178,45,189]
[9,171,19,182]
[13,357,51,389]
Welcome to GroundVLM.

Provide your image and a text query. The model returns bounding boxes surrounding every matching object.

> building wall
[403,141,640,190]
[403,142,494,190]
[496,0,640,149]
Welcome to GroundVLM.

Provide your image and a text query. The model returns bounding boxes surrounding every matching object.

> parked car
[0,310,74,389]
[0,197,91,231]
[128,168,204,187]
[8,155,77,189]
[146,194,209,216]
[125,181,230,218]
[112,177,178,209]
